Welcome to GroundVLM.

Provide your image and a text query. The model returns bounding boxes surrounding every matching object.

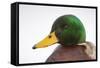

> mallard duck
[32,15,96,61]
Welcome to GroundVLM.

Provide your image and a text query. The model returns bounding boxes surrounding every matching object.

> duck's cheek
[55,32,64,44]
[55,27,63,36]
[58,30,72,45]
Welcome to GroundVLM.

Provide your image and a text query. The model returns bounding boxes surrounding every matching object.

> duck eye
[64,25,68,29]
[49,35,52,38]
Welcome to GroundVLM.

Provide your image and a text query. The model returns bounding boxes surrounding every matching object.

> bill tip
[32,46,36,49]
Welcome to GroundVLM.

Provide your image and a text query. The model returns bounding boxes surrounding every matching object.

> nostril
[49,35,52,38]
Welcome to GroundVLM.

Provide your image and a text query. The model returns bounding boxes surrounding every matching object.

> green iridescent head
[51,15,86,45]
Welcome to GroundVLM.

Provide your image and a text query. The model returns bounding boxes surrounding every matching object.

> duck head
[32,15,86,49]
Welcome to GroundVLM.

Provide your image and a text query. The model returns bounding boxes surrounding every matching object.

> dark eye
[64,25,68,29]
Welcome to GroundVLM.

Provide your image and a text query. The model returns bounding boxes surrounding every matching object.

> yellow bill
[32,31,58,49]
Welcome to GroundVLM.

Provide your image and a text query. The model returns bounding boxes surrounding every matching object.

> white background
[19,4,96,63]
[0,0,100,68]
